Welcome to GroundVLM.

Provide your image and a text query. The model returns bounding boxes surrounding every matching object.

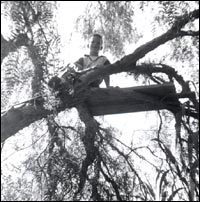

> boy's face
[90,35,102,55]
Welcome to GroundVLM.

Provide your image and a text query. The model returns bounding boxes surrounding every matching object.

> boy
[74,34,110,88]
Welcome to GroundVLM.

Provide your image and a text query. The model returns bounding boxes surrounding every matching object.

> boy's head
[89,34,103,56]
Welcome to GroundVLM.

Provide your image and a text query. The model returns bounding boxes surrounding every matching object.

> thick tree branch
[2,83,198,143]
[1,91,81,143]
[1,104,51,143]
[172,9,199,30]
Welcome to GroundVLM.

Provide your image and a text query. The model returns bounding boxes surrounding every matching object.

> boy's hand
[48,76,63,91]
[108,86,120,89]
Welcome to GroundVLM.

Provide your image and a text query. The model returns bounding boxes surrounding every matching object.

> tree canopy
[1,1,199,201]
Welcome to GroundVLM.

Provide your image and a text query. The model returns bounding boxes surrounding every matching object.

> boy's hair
[93,33,103,40]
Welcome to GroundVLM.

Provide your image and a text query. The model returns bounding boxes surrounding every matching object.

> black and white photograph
[1,1,199,201]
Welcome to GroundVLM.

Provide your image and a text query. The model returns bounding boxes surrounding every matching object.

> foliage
[1,1,61,108]
[1,49,33,110]
[1,174,34,201]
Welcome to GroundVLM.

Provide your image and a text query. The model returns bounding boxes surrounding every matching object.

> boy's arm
[104,58,111,88]
[104,76,110,88]
[74,57,84,70]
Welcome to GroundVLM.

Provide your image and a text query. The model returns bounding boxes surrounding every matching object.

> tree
[1,1,199,201]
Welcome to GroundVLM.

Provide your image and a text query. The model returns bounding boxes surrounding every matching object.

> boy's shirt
[75,55,110,70]
[74,55,110,87]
